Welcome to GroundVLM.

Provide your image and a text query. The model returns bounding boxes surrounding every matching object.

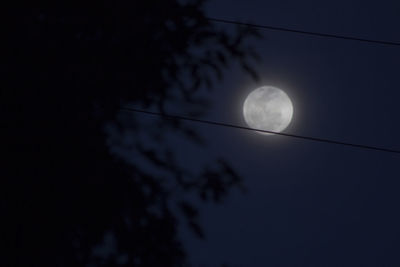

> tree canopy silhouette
[3,1,260,266]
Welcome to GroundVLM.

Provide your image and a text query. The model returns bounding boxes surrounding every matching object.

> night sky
[171,0,400,266]
[5,1,400,267]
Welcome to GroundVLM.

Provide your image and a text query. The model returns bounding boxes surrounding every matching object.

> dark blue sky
[174,0,400,266]
[7,2,400,266]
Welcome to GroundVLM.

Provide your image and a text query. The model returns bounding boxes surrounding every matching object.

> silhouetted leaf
[3,1,260,266]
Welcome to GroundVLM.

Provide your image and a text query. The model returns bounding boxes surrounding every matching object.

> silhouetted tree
[3,1,260,266]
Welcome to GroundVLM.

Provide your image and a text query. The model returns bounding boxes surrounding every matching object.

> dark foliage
[3,1,259,266]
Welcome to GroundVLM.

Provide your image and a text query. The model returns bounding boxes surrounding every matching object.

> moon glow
[243,86,293,135]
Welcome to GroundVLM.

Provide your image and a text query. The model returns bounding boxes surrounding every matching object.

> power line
[206,17,400,47]
[121,107,400,155]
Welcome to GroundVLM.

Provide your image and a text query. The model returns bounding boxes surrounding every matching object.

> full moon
[243,86,293,135]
